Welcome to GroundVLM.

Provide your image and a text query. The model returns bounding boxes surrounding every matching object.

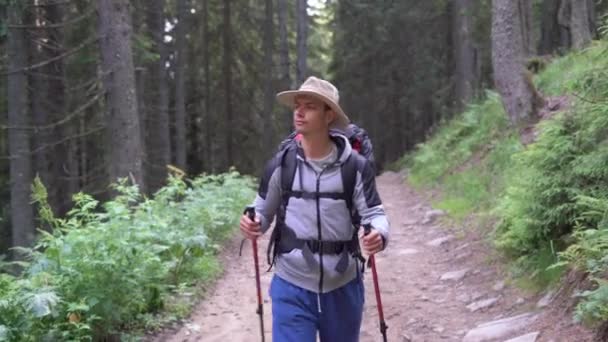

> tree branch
[1,91,104,131]
[0,126,104,160]
[8,7,95,29]
[1,35,100,76]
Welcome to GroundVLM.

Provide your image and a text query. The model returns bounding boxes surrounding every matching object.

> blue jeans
[269,275,364,342]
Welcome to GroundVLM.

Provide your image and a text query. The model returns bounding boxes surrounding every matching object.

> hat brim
[276,90,350,130]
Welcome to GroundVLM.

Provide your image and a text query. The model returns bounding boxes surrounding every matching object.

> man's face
[292,95,335,135]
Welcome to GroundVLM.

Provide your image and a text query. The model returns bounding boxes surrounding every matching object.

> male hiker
[240,76,390,341]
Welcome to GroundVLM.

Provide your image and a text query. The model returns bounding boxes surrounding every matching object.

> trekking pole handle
[363,223,372,235]
[245,206,256,221]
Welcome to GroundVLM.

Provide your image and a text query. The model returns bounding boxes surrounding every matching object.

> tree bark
[174,0,188,170]
[452,0,477,111]
[570,0,592,49]
[97,0,145,189]
[46,2,73,215]
[539,0,564,54]
[223,0,234,169]
[557,0,572,47]
[145,0,171,192]
[277,0,291,89]
[7,3,35,248]
[587,0,596,36]
[29,1,72,218]
[296,0,308,85]
[492,0,544,127]
[202,0,214,172]
[29,7,53,212]
[518,0,536,56]
[262,0,276,156]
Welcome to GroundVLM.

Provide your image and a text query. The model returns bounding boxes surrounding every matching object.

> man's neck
[300,131,333,160]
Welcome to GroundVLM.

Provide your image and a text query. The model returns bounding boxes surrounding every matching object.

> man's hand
[240,213,261,240]
[360,228,384,256]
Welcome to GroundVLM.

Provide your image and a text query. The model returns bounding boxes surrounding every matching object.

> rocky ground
[148,171,595,342]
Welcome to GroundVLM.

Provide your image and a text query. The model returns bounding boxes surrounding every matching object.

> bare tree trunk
[46,2,73,215]
[492,0,544,127]
[452,0,477,111]
[262,0,276,156]
[174,0,188,170]
[277,0,291,89]
[518,0,536,56]
[539,0,563,54]
[587,0,596,36]
[29,8,53,208]
[29,1,71,219]
[296,0,308,85]
[145,0,171,192]
[557,0,572,47]
[7,3,35,249]
[223,0,234,169]
[570,0,592,49]
[136,67,146,151]
[202,0,214,172]
[97,0,145,190]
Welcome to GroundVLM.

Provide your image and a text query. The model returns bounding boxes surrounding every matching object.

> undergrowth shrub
[403,41,608,325]
[0,171,255,341]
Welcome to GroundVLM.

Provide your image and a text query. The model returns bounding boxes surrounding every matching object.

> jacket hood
[295,132,352,165]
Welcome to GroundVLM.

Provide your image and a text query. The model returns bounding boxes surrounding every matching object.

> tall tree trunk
[518,0,536,56]
[570,0,592,49]
[557,0,572,47]
[277,0,291,89]
[29,7,53,211]
[136,67,146,154]
[7,3,35,248]
[296,0,308,85]
[492,0,544,127]
[539,0,564,54]
[174,0,188,170]
[262,0,276,156]
[223,0,234,169]
[97,0,145,190]
[29,1,71,219]
[452,0,477,111]
[202,0,213,172]
[46,1,73,215]
[587,0,596,37]
[145,0,171,192]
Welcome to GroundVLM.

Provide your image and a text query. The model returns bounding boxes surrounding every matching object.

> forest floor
[147,171,595,342]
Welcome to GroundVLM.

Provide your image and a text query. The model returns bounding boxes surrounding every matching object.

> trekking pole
[244,206,265,342]
[363,224,388,342]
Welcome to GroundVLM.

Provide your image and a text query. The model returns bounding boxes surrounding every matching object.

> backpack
[277,123,375,171]
[267,123,375,271]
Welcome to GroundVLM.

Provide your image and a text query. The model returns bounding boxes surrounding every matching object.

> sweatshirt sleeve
[251,155,283,233]
[352,158,390,248]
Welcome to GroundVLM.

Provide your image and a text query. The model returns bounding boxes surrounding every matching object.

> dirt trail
[149,172,594,342]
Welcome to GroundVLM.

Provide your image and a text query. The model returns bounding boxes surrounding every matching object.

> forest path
[149,172,593,342]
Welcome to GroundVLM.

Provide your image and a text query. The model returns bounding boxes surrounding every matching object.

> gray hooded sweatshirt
[253,132,390,294]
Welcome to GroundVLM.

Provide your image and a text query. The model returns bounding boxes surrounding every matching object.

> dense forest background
[5,0,608,340]
[1,0,606,255]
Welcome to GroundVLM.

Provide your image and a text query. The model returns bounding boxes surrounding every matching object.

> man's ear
[325,109,336,126]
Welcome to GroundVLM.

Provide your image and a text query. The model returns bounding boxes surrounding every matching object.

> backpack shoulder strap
[341,151,363,212]
[280,143,298,196]
[267,143,297,270]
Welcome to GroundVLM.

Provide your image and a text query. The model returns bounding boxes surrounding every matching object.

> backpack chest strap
[283,190,348,201]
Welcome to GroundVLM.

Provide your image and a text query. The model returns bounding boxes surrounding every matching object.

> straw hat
[276,76,350,130]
